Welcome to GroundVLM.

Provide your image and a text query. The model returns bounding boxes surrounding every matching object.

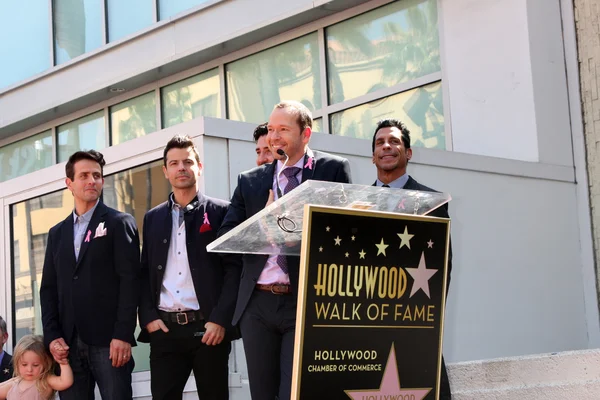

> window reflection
[330,82,445,149]
[161,68,221,128]
[226,33,321,124]
[0,0,50,88]
[54,0,103,64]
[326,0,440,104]
[110,92,157,145]
[57,111,106,162]
[11,160,171,372]
[0,131,53,183]
[106,0,154,42]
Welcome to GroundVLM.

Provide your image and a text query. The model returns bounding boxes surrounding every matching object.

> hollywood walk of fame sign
[291,205,450,400]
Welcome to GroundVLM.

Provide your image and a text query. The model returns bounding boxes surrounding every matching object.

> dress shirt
[376,173,409,189]
[73,201,99,260]
[158,198,200,312]
[257,156,305,285]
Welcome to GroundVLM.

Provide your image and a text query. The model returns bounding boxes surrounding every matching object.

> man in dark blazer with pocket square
[218,101,352,400]
[372,118,453,399]
[40,150,141,400]
[138,135,240,400]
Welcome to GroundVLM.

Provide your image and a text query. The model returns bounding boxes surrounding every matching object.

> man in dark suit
[219,101,352,400]
[0,317,13,383]
[372,118,453,399]
[138,135,240,400]
[40,150,140,400]
[254,122,274,166]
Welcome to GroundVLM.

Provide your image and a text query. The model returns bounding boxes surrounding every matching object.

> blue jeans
[59,335,134,400]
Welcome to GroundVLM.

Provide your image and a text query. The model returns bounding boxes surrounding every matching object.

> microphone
[276,148,289,199]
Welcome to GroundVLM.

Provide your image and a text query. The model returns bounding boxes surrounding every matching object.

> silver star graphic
[319,246,323,252]
[406,252,438,298]
[345,252,349,258]
[359,250,366,259]
[2,368,8,374]
[334,236,342,246]
[351,235,356,241]
[397,226,414,249]
[326,226,331,232]
[375,238,389,256]
[427,240,434,248]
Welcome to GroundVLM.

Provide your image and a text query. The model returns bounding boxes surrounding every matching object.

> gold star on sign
[334,236,342,246]
[319,246,323,252]
[345,252,349,258]
[375,238,389,256]
[359,250,366,259]
[326,226,331,232]
[351,235,356,241]
[397,226,414,249]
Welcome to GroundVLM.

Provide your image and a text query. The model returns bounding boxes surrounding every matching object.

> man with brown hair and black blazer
[219,100,352,400]
[372,118,453,399]
[0,316,13,383]
[138,135,240,400]
[40,150,140,400]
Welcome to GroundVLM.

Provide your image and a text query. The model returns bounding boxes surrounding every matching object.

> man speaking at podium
[372,118,453,399]
[219,101,351,400]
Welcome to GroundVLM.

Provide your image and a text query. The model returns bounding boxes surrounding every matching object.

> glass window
[11,161,171,372]
[326,0,440,104]
[12,190,69,339]
[330,82,445,149]
[226,33,321,124]
[110,92,157,145]
[0,131,53,183]
[158,0,210,20]
[106,0,154,42]
[57,111,106,162]
[53,0,103,64]
[0,0,50,88]
[161,68,221,128]
[103,160,171,372]
[312,118,323,133]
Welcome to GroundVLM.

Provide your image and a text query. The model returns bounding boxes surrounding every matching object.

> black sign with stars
[291,205,450,400]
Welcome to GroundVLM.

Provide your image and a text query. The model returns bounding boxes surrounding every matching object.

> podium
[208,181,452,400]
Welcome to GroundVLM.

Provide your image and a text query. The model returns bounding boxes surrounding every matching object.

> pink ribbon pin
[398,199,406,210]
[203,212,210,225]
[304,156,314,170]
[84,230,91,242]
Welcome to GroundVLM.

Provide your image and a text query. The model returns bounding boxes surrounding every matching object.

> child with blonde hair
[0,335,72,400]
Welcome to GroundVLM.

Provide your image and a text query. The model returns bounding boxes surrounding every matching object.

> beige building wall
[575,0,600,300]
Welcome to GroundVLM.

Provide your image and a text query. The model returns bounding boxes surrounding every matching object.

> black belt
[158,310,204,325]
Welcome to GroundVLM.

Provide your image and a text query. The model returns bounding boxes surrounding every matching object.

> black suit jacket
[376,176,453,398]
[137,193,241,343]
[374,175,453,288]
[219,149,352,325]
[0,352,12,382]
[40,202,141,347]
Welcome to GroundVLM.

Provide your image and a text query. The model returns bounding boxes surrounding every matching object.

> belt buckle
[270,285,284,295]
[176,312,189,325]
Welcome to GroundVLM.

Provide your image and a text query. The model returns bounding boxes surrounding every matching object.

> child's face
[18,350,44,381]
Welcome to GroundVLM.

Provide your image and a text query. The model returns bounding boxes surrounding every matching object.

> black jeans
[149,319,231,400]
[240,290,297,400]
[59,335,134,400]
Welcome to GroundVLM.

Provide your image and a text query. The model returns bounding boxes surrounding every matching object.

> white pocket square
[94,222,107,238]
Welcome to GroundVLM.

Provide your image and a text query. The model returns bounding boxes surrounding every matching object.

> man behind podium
[219,101,352,400]
[372,118,452,399]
